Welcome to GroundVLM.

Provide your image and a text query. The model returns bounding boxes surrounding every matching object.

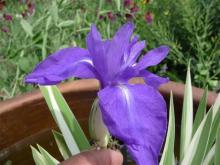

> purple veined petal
[118,40,145,82]
[112,22,134,46]
[90,39,112,87]
[105,22,134,79]
[25,47,98,85]
[98,84,167,165]
[126,40,145,66]
[86,24,111,86]
[86,24,102,54]
[123,35,139,66]
[114,66,139,84]
[135,46,169,70]
[130,35,139,45]
[139,70,169,88]
[127,144,156,165]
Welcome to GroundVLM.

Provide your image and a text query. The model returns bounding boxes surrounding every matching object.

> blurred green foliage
[0,0,219,100]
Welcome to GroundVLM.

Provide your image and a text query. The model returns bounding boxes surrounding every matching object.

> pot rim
[0,78,218,114]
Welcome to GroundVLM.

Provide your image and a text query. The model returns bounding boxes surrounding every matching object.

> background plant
[134,0,220,90]
[161,65,220,165]
[0,0,219,100]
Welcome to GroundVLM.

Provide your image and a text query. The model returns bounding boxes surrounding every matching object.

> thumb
[60,149,123,165]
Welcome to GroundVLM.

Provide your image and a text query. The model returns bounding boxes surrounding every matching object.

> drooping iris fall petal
[139,70,169,88]
[98,84,167,165]
[25,47,97,85]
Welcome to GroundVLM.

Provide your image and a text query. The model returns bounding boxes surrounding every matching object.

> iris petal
[86,24,102,53]
[98,84,167,165]
[139,70,169,88]
[25,47,97,85]
[86,25,112,85]
[126,40,145,66]
[106,22,134,79]
[136,46,169,70]
[113,22,134,47]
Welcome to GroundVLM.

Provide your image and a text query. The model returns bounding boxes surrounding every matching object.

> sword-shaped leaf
[37,144,60,165]
[214,123,220,165]
[181,110,212,164]
[40,86,90,154]
[180,64,193,160]
[31,146,46,165]
[193,87,208,135]
[160,92,175,165]
[52,130,71,160]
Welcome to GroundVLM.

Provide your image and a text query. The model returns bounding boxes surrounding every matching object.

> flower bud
[89,98,110,148]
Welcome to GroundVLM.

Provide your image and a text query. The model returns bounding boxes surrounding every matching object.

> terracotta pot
[0,79,218,165]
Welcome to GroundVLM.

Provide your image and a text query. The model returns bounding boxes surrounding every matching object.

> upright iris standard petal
[125,40,146,66]
[86,25,111,85]
[135,46,169,70]
[105,22,134,79]
[86,24,102,53]
[139,70,169,89]
[98,84,167,165]
[25,47,97,85]
[117,40,146,82]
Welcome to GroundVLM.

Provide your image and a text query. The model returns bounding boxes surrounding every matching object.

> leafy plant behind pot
[160,66,220,165]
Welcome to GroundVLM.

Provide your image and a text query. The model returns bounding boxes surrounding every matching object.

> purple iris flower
[25,23,169,165]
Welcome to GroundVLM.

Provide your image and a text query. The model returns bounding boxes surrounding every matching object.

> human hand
[60,149,123,165]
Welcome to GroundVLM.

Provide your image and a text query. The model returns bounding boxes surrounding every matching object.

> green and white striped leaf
[31,146,46,165]
[181,110,212,165]
[160,92,175,165]
[52,130,71,160]
[214,123,220,165]
[40,85,90,154]
[207,107,220,151]
[37,144,60,165]
[180,64,193,160]
[202,145,215,165]
[40,86,80,155]
[213,94,220,119]
[191,109,213,164]
[193,87,208,135]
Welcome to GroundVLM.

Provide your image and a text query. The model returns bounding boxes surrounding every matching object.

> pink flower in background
[124,0,133,8]
[99,15,105,20]
[107,12,115,21]
[27,2,35,15]
[130,3,138,13]
[1,27,9,33]
[145,12,153,24]
[0,0,5,10]
[125,13,133,21]
[3,14,13,21]
[19,0,35,17]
